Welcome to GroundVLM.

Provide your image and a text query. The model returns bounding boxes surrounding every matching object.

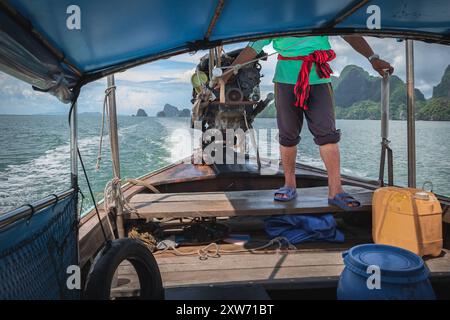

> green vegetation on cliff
[258,64,450,121]
[417,98,450,121]
[432,65,450,99]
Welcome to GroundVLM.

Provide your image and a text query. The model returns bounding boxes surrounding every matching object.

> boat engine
[190,48,274,133]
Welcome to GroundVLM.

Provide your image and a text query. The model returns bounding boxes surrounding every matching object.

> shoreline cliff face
[156,103,191,118]
[258,64,450,121]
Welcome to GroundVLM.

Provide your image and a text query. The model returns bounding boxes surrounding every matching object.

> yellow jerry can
[372,187,443,257]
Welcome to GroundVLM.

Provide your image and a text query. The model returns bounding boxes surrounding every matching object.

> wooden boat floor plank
[158,249,450,287]
[129,186,372,218]
[112,249,450,293]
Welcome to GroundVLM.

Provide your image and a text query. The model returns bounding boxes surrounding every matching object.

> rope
[128,227,157,252]
[103,178,138,218]
[77,147,110,243]
[103,177,161,220]
[154,236,297,260]
[125,178,160,194]
[95,86,115,170]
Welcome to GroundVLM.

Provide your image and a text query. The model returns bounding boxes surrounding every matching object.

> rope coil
[154,236,297,260]
[103,178,137,217]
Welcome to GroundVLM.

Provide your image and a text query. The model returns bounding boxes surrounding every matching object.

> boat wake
[0,135,101,213]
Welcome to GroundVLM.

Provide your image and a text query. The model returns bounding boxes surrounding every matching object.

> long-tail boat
[0,0,449,299]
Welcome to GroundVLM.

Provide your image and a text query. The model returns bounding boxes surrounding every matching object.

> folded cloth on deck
[264,214,344,244]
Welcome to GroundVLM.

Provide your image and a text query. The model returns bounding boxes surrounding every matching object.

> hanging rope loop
[96,85,117,170]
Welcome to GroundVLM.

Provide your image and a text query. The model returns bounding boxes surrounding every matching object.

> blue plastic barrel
[337,244,436,300]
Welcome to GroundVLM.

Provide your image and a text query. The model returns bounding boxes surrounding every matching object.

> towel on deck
[264,214,344,244]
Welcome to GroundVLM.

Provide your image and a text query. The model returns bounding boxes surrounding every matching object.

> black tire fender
[83,238,164,300]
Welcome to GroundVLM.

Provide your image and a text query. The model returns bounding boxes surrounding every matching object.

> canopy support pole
[322,0,370,28]
[379,72,393,186]
[204,0,226,40]
[107,75,125,238]
[406,40,416,188]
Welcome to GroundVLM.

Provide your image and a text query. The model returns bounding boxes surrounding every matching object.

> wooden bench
[128,186,373,219]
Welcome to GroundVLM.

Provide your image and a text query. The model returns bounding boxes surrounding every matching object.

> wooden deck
[111,248,450,299]
[129,186,373,219]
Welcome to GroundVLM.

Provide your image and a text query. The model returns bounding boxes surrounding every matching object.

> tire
[83,238,164,300]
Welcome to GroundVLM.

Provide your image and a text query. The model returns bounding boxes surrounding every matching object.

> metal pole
[381,72,390,140]
[379,71,394,186]
[208,48,215,81]
[107,75,125,237]
[70,101,78,190]
[69,100,80,270]
[406,40,416,188]
[107,75,120,178]
[0,189,76,228]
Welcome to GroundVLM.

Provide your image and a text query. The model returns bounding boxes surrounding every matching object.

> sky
[1,36,450,115]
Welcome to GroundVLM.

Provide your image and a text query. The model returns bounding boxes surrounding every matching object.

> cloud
[0,72,64,114]
[77,78,193,115]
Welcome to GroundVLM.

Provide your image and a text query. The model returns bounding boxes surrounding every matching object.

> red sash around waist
[278,49,336,110]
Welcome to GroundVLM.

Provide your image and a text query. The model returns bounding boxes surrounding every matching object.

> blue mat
[264,214,344,244]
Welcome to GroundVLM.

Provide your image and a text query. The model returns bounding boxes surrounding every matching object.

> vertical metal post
[107,75,125,238]
[208,48,215,81]
[70,101,78,190]
[379,72,394,186]
[69,100,80,270]
[216,45,222,67]
[381,73,390,141]
[107,75,120,179]
[406,40,416,188]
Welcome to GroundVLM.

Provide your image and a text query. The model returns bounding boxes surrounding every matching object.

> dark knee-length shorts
[275,82,341,147]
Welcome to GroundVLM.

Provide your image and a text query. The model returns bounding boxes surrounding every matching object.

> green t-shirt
[249,36,332,85]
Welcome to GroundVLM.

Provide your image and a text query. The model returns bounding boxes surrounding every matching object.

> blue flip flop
[274,186,297,202]
[328,192,361,211]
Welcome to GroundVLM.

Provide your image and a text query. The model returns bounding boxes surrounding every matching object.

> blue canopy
[1,0,449,102]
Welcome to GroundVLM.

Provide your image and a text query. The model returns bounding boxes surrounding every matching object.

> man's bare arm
[342,36,394,76]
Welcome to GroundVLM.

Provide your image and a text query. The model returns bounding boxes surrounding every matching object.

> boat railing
[0,188,76,229]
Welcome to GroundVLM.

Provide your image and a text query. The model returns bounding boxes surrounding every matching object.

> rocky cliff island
[134,108,148,117]
[157,104,191,117]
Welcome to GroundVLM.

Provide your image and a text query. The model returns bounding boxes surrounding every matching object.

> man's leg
[304,84,344,199]
[280,145,297,188]
[274,83,302,199]
[319,143,344,198]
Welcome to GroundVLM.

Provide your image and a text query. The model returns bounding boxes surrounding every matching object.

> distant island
[259,64,450,121]
[133,108,148,117]
[157,103,191,118]
[80,112,102,116]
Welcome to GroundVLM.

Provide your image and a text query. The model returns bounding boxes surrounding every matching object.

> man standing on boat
[223,36,393,209]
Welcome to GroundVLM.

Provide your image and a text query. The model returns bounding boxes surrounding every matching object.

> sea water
[0,115,449,214]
